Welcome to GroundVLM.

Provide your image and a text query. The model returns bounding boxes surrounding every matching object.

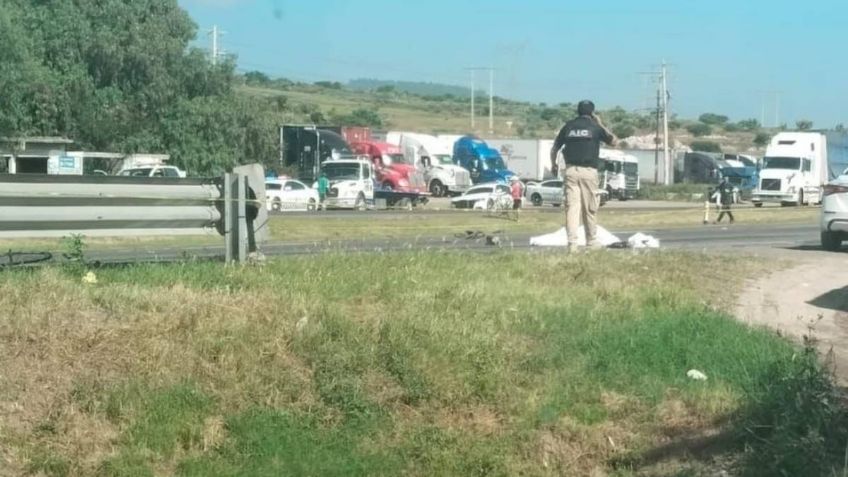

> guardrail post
[223,172,250,264]
[224,173,235,263]
[237,174,248,263]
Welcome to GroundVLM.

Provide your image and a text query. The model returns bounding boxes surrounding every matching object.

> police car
[265,179,319,212]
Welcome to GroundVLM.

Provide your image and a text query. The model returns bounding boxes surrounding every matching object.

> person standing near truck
[317,172,330,211]
[714,178,736,224]
[550,100,617,250]
[510,176,523,221]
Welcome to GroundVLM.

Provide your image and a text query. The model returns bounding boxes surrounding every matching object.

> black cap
[577,100,595,116]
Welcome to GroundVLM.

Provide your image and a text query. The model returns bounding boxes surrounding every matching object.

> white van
[752,132,828,206]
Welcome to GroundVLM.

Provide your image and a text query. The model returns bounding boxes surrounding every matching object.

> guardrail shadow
[807,286,848,312]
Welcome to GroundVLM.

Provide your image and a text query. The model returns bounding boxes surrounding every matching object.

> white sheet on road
[628,232,661,249]
[529,226,620,247]
[529,226,661,248]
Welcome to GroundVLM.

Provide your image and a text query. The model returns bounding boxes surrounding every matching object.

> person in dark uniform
[714,178,735,224]
[550,100,617,250]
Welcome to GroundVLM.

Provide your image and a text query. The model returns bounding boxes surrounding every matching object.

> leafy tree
[314,81,342,90]
[796,120,813,131]
[244,71,271,86]
[332,109,383,128]
[836,123,845,132]
[309,111,326,124]
[686,123,713,137]
[753,132,771,147]
[0,0,257,175]
[736,119,760,131]
[376,85,395,94]
[690,141,722,153]
[698,113,729,125]
[612,123,635,139]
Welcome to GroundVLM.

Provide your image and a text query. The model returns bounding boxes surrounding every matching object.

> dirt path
[736,249,848,382]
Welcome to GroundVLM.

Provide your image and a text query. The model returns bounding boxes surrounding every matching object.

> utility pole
[470,69,476,130]
[661,61,671,185]
[760,91,766,127]
[466,67,495,133]
[655,89,661,184]
[488,68,494,135]
[208,25,225,66]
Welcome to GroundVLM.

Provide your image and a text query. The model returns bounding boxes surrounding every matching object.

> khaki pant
[564,166,599,246]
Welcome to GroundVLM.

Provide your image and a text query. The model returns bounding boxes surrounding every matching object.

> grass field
[1,250,844,476]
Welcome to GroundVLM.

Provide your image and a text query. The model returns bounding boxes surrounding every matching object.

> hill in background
[347,79,471,98]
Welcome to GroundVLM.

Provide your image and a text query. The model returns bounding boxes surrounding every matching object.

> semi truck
[280,125,355,184]
[752,132,828,207]
[599,149,640,200]
[386,132,472,196]
[281,125,429,209]
[349,141,427,193]
[452,136,516,184]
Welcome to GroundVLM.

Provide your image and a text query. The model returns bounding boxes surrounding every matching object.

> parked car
[117,165,186,178]
[450,182,512,209]
[821,167,848,251]
[525,179,564,206]
[524,179,609,207]
[266,179,319,212]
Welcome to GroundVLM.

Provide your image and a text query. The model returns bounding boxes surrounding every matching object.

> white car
[266,179,319,212]
[450,182,512,209]
[117,165,186,178]
[821,168,848,251]
[524,179,609,207]
[525,179,564,207]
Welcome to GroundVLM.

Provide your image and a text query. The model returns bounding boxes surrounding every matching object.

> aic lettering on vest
[567,129,591,138]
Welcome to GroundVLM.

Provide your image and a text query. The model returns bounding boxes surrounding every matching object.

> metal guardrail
[0,164,268,263]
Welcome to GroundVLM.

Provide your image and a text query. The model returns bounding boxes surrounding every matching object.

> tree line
[0,0,283,175]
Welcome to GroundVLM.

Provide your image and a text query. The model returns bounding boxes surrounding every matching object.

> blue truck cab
[453,136,516,184]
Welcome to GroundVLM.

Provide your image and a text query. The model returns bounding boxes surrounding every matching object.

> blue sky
[180,0,846,127]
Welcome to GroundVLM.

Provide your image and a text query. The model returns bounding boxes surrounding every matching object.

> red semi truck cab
[350,141,427,193]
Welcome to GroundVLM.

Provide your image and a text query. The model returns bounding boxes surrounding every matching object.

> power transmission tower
[208,25,226,66]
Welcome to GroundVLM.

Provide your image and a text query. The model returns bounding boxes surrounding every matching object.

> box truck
[752,132,828,206]
[486,139,555,181]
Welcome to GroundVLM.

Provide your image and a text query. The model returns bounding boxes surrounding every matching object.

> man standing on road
[509,176,523,221]
[714,178,736,224]
[550,100,617,250]
[317,172,330,211]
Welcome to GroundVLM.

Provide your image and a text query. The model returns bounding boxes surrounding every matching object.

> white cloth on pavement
[530,226,620,247]
[627,233,660,249]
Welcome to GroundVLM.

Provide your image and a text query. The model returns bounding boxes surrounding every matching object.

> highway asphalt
[78,221,825,265]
